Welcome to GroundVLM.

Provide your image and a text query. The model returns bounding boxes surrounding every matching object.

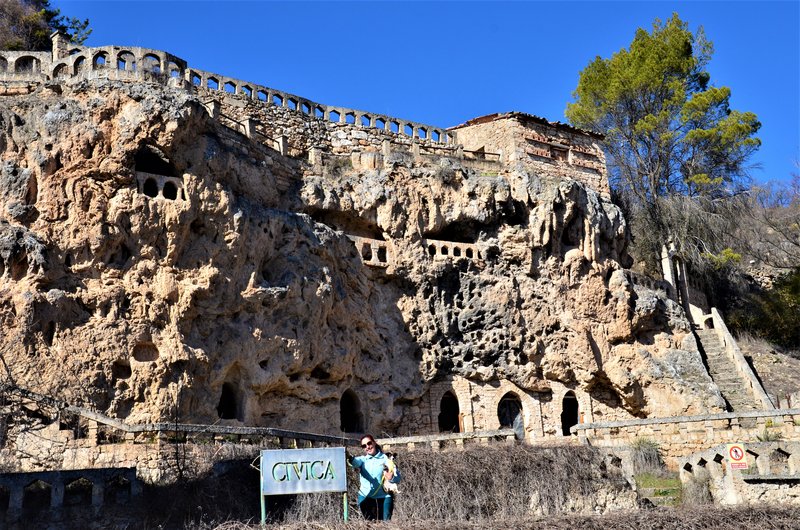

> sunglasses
[361,441,375,448]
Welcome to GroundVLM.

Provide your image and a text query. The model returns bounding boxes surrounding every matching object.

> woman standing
[349,434,400,520]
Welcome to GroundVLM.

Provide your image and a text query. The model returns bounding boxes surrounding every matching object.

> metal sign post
[259,447,348,524]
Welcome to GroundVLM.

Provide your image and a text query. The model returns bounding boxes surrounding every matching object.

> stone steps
[695,330,762,412]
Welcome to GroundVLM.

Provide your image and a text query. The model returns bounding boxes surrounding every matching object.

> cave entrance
[340,389,365,433]
[561,391,579,436]
[217,382,240,420]
[438,391,461,433]
[497,392,524,440]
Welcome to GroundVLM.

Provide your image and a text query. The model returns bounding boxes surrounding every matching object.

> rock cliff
[0,78,724,437]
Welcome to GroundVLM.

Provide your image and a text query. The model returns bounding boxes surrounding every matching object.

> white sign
[727,443,749,470]
[260,447,347,495]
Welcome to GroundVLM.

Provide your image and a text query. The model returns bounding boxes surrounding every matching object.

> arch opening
[64,477,93,507]
[23,480,51,513]
[497,392,524,439]
[438,391,461,433]
[340,389,364,433]
[162,181,178,200]
[561,391,579,436]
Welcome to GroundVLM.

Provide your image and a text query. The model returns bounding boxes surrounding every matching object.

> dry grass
[205,505,800,530]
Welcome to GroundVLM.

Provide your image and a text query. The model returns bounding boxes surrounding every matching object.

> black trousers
[359,495,394,520]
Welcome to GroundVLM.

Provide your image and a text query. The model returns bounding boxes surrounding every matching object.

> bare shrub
[682,474,713,506]
[630,437,663,475]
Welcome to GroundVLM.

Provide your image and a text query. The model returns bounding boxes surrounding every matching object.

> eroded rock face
[0,79,723,437]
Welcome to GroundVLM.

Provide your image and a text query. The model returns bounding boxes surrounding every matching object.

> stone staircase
[695,329,761,412]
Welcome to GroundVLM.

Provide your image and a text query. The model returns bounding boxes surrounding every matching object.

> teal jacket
[350,451,400,499]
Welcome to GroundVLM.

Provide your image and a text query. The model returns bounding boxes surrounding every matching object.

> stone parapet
[575,408,800,467]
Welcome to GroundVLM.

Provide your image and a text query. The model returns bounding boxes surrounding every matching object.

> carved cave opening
[134,145,175,176]
[340,389,365,433]
[561,391,579,436]
[132,343,159,362]
[112,360,132,380]
[438,391,461,433]
[142,178,158,198]
[217,382,242,421]
[497,392,523,439]
[309,210,384,240]
[64,477,93,507]
[162,180,179,200]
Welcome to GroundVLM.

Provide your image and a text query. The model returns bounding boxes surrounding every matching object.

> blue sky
[55,1,799,184]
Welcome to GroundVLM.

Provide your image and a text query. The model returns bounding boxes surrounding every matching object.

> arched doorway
[216,382,240,420]
[438,391,461,433]
[340,389,365,433]
[497,392,524,440]
[561,391,579,435]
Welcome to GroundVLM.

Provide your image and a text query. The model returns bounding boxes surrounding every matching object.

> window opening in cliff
[404,124,413,137]
[191,73,201,86]
[217,382,240,420]
[59,413,88,439]
[340,389,364,433]
[301,102,311,114]
[207,77,219,90]
[377,246,387,263]
[418,128,427,139]
[360,115,371,127]
[163,181,178,200]
[329,110,340,123]
[441,246,449,256]
[561,391,579,436]
[42,321,55,346]
[273,94,283,106]
[361,243,373,262]
[15,56,37,73]
[53,63,68,78]
[168,62,181,77]
[142,178,158,198]
[345,113,356,124]
[132,342,159,362]
[453,247,461,257]
[112,360,132,380]
[224,81,236,94]
[242,85,252,97]
[465,248,474,258]
[64,478,93,507]
[105,475,131,504]
[428,244,436,256]
[498,393,523,439]
[257,90,268,102]
[287,98,298,111]
[93,53,107,68]
[375,118,386,130]
[438,391,461,433]
[315,106,325,119]
[23,480,51,514]
[0,57,7,73]
[432,130,441,142]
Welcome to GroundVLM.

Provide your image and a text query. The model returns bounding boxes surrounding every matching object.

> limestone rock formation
[0,76,724,440]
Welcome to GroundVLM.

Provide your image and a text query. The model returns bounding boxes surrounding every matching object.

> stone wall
[576,408,800,468]
[679,441,800,505]
[451,113,610,196]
